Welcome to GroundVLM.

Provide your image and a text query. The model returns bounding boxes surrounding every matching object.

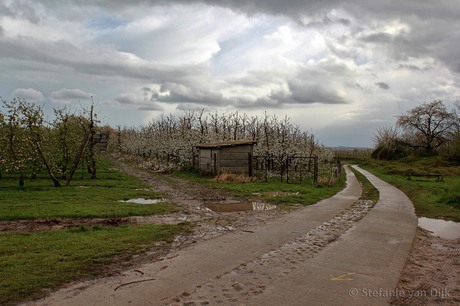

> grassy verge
[174,170,346,206]
[0,223,191,305]
[349,166,379,202]
[359,158,460,221]
[0,158,175,220]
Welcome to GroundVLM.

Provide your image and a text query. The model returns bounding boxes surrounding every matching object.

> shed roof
[195,140,257,149]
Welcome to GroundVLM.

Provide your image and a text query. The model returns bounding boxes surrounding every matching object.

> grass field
[0,159,175,220]
[0,223,190,305]
[359,157,460,222]
[0,157,191,305]
[174,170,346,206]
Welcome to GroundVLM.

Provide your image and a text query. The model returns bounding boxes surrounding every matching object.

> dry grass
[212,173,253,183]
[316,177,335,187]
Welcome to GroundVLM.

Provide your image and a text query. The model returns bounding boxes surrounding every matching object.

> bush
[371,144,407,161]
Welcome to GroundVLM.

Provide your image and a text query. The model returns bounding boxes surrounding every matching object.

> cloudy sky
[1,0,459,147]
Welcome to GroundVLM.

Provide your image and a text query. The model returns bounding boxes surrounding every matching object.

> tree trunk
[66,133,90,186]
[88,104,97,179]
[35,141,61,187]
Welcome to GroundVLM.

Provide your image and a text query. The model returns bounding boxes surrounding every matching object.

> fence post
[313,156,318,184]
[248,152,253,177]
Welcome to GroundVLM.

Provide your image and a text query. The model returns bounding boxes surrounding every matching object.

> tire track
[167,198,376,305]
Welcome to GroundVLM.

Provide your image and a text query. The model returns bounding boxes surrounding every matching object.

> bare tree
[396,100,458,154]
[373,125,400,149]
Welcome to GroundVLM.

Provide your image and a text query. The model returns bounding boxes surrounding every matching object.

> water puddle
[253,191,299,197]
[118,198,166,205]
[418,217,460,240]
[205,201,277,212]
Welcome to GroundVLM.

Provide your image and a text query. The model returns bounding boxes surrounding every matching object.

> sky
[1,0,459,147]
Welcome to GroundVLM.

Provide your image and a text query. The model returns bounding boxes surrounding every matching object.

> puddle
[253,191,299,197]
[205,201,277,212]
[118,198,166,205]
[418,217,460,240]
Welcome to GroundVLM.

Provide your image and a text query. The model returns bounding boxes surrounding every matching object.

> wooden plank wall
[198,145,253,175]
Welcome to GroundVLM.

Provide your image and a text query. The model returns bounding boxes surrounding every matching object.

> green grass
[349,167,379,202]
[174,170,346,207]
[0,223,191,305]
[0,159,175,220]
[360,158,460,221]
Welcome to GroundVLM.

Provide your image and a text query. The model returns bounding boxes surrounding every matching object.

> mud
[1,156,287,235]
[391,228,460,305]
[0,217,130,232]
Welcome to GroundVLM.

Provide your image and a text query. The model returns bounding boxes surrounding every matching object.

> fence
[251,155,319,184]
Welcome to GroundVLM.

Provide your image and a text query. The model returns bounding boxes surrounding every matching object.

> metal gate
[251,155,318,184]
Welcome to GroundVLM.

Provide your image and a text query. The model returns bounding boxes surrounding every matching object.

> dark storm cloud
[8,1,460,76]
[0,36,206,85]
[301,15,351,28]
[138,105,163,111]
[361,33,394,44]
[0,2,15,18]
[0,1,41,23]
[289,83,347,104]
[398,64,422,71]
[115,95,136,105]
[375,82,390,90]
[35,0,460,30]
[40,0,460,22]
[191,0,460,75]
[157,82,226,106]
[114,93,163,111]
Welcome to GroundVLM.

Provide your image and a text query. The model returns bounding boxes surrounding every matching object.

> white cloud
[50,88,94,103]
[11,88,44,101]
[1,1,459,147]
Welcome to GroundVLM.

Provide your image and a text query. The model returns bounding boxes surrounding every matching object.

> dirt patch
[112,158,290,245]
[391,228,460,305]
[1,157,286,234]
[0,217,130,232]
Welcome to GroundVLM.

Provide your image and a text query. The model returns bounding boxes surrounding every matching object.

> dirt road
[25,166,368,305]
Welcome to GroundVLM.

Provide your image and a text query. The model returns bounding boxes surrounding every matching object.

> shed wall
[197,144,253,175]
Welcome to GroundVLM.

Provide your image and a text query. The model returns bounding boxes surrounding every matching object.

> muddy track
[112,159,292,249]
[0,158,287,236]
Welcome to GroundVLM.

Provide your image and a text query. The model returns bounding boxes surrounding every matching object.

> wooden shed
[195,140,257,176]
